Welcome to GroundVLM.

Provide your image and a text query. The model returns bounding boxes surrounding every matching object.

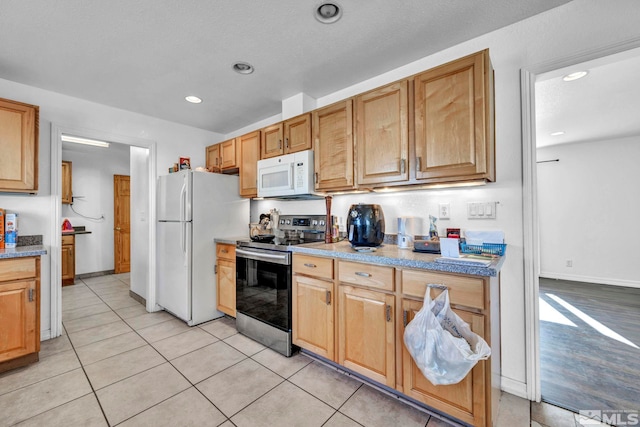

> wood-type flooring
[539,278,640,416]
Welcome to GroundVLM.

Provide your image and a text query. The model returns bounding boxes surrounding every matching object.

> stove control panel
[277,215,326,233]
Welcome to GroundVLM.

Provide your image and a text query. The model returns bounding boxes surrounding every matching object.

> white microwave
[257,149,321,199]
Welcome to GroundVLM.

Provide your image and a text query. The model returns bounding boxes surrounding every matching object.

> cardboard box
[5,212,18,249]
[0,209,4,249]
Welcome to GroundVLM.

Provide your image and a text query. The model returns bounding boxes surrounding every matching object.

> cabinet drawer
[62,234,74,245]
[216,244,236,261]
[338,261,394,291]
[401,269,485,310]
[0,257,37,282]
[293,254,333,280]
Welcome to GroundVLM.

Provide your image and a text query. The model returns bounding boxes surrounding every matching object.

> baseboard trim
[501,376,528,399]
[540,272,640,288]
[76,270,115,279]
[129,290,146,306]
[40,329,52,341]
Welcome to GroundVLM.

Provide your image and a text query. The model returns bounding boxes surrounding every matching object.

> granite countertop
[214,236,247,245]
[289,240,505,277]
[62,226,92,235]
[0,245,48,259]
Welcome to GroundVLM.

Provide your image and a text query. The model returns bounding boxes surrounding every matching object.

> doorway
[50,124,157,338]
[522,43,640,410]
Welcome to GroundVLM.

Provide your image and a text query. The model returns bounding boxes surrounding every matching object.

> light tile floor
[0,273,598,426]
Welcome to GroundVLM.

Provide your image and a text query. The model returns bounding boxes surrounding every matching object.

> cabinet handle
[221,249,228,253]
[315,172,318,184]
[416,156,422,171]
[355,272,371,277]
[279,139,282,149]
[285,137,289,149]
[326,291,331,305]
[304,263,316,268]
[400,158,406,174]
[70,249,73,257]
[29,288,34,302]
[403,310,408,327]
[386,305,392,322]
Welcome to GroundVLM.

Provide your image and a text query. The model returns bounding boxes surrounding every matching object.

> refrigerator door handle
[180,180,187,222]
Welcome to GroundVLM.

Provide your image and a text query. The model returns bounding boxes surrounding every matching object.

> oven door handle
[236,248,290,264]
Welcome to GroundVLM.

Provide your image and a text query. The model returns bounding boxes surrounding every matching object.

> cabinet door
[220,138,239,170]
[414,50,494,182]
[356,80,409,185]
[284,113,312,154]
[206,144,221,173]
[61,161,73,204]
[261,124,284,159]
[0,98,38,193]
[338,285,395,387]
[0,279,37,363]
[313,100,355,191]
[61,242,75,285]
[401,298,486,427]
[292,274,335,360]
[239,131,260,198]
[216,259,236,317]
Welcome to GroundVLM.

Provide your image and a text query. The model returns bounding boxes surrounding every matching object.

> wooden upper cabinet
[414,50,495,182]
[261,113,312,159]
[206,143,220,173]
[61,161,72,204]
[0,98,39,193]
[238,130,261,198]
[313,100,355,191]
[220,138,239,170]
[356,80,409,186]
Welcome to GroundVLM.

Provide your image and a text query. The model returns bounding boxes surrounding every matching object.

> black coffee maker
[347,204,385,247]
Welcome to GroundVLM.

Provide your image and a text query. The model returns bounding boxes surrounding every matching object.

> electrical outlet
[439,203,450,219]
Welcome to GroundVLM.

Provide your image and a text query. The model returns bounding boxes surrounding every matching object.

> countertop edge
[0,245,48,259]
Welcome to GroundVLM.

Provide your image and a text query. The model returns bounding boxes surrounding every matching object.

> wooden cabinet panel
[220,138,239,170]
[414,50,494,182]
[0,98,38,193]
[338,285,395,387]
[313,100,355,191]
[401,269,486,311]
[61,161,72,204]
[401,298,486,426]
[239,131,261,198]
[261,124,283,159]
[216,243,235,261]
[216,258,236,317]
[338,261,394,291]
[292,274,335,360]
[284,113,312,153]
[293,254,333,280]
[0,256,40,372]
[356,81,409,185]
[206,144,221,172]
[62,235,75,286]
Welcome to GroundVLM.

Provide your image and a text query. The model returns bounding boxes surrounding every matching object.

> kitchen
[1,1,639,426]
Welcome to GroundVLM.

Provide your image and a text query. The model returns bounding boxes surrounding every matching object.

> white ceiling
[536,47,640,148]
[0,0,570,135]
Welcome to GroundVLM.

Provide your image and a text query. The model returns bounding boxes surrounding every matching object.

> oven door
[235,247,292,332]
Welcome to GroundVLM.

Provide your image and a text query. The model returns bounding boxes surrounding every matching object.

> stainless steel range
[235,214,326,356]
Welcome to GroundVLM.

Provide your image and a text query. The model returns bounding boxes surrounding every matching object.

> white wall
[130,146,150,299]
[235,0,640,396]
[0,78,222,338]
[537,136,640,287]
[61,144,130,275]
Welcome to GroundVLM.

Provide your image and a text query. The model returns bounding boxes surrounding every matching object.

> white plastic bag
[403,285,491,385]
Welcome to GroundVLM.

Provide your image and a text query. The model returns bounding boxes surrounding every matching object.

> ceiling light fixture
[562,71,588,82]
[61,135,110,148]
[185,95,202,104]
[315,2,342,24]
[550,131,565,136]
[233,62,254,75]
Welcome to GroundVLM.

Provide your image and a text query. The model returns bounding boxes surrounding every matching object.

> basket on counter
[460,242,507,256]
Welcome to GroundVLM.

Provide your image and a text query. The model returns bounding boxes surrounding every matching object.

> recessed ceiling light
[61,135,110,148]
[315,2,342,24]
[233,62,254,74]
[185,95,202,104]
[562,71,588,82]
[550,131,565,136]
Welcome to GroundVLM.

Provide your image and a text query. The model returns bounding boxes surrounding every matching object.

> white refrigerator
[157,170,248,326]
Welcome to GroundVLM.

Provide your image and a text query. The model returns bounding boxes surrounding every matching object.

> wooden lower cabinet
[292,274,335,360]
[401,298,487,426]
[61,234,75,285]
[216,243,236,316]
[0,257,40,373]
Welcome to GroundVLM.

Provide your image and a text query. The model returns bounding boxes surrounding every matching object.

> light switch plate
[467,202,497,219]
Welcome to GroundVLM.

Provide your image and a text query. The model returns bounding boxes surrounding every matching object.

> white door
[157,170,192,221]
[157,221,192,322]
